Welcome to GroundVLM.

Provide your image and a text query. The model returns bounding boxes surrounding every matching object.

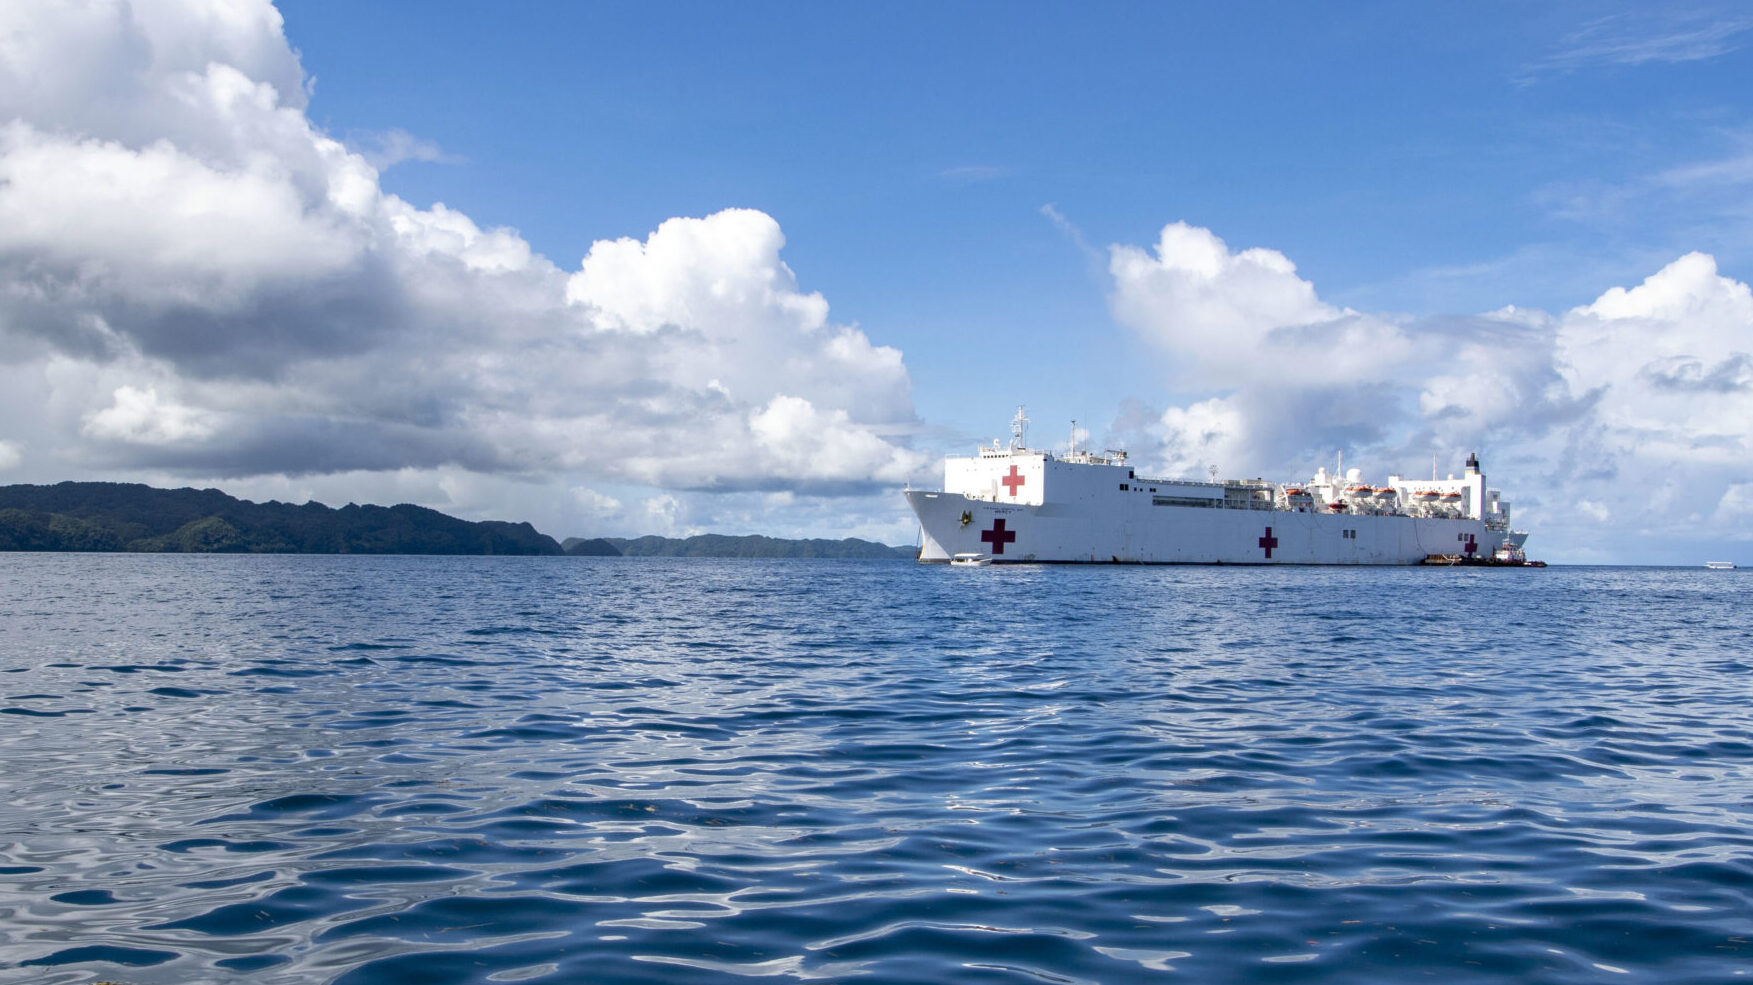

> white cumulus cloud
[1106,221,1753,561]
[0,0,924,525]
[82,385,217,444]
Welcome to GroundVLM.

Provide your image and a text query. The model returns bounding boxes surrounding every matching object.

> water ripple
[1,556,1750,983]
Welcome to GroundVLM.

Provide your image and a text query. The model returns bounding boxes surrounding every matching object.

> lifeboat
[1441,491,1462,500]
[1328,502,1347,511]
[1373,486,1396,501]
[1414,490,1441,502]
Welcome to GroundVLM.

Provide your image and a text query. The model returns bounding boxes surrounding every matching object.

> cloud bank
[1107,223,1753,560]
[0,0,923,525]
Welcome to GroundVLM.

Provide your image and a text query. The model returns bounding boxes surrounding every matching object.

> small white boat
[950,553,992,567]
[1705,560,1736,570]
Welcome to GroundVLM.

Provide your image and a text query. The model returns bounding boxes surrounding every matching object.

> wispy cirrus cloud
[346,127,465,170]
[938,164,1010,182]
[1657,143,1753,191]
[1038,203,1102,270]
[1523,128,1753,255]
[1522,10,1753,81]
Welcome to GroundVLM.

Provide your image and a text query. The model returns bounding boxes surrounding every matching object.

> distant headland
[0,481,564,555]
[0,482,913,558]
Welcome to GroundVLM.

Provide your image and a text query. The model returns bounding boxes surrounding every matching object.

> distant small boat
[1705,560,1736,570]
[950,553,992,567]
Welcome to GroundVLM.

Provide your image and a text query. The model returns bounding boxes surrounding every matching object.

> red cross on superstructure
[1258,526,1279,559]
[980,518,1017,555]
[1001,465,1026,497]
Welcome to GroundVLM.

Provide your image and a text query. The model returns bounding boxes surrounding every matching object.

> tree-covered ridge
[0,482,563,555]
[604,534,914,559]
[560,537,622,556]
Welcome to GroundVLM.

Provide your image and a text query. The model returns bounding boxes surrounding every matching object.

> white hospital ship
[906,408,1529,565]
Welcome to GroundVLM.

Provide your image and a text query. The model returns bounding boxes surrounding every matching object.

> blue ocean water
[1,555,1750,984]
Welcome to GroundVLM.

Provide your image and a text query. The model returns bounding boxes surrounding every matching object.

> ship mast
[1010,405,1029,450]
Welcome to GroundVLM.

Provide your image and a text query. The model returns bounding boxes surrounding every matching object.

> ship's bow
[905,489,964,562]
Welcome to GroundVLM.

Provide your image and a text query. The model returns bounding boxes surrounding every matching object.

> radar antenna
[1010,405,1029,450]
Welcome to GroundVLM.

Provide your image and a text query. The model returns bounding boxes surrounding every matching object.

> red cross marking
[1258,526,1279,559]
[1001,465,1026,497]
[980,518,1017,555]
[1463,534,1477,556]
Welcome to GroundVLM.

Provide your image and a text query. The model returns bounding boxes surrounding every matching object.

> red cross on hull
[1258,526,1279,559]
[980,518,1018,555]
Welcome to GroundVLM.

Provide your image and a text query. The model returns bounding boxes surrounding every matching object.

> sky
[2,1,1752,563]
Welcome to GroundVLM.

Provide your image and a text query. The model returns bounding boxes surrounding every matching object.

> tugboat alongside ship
[910,408,1540,567]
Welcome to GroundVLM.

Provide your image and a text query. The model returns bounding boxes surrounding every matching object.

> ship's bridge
[947,443,1134,507]
[949,448,1048,505]
[948,407,1133,506]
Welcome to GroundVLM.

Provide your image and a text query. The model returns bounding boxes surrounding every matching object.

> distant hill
[560,537,622,556]
[605,533,914,559]
[0,482,563,555]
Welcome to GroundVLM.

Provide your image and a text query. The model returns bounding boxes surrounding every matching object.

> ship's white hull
[907,490,1510,565]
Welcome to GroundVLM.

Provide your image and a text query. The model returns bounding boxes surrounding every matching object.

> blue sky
[280,1,1753,431]
[2,1,1752,562]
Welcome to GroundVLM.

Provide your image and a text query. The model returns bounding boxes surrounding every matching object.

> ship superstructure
[906,408,1528,565]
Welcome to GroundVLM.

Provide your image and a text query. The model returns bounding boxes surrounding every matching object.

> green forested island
[0,482,915,558]
[0,482,562,554]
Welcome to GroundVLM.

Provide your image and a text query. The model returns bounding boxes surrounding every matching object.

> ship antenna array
[1011,405,1029,450]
